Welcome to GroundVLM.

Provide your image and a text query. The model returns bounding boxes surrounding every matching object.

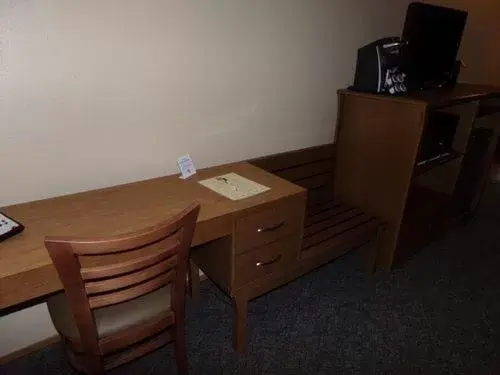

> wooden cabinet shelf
[414,150,463,176]
[334,84,500,269]
[476,104,500,118]
[405,185,452,220]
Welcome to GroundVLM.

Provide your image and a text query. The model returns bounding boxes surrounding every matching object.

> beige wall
[0,0,411,357]
[423,0,500,85]
[0,0,411,207]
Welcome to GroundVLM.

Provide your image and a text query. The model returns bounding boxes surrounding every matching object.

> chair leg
[188,259,200,300]
[87,355,105,375]
[65,345,104,375]
[173,321,189,375]
[69,351,104,375]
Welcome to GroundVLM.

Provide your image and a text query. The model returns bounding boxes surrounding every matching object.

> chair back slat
[85,254,178,295]
[88,269,176,309]
[79,233,180,280]
[53,214,193,255]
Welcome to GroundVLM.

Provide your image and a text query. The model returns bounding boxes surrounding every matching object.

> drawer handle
[256,254,282,267]
[256,221,285,233]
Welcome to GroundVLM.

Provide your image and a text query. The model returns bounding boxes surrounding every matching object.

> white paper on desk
[198,173,270,200]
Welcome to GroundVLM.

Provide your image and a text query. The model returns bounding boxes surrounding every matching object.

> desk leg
[233,296,247,353]
[188,259,200,300]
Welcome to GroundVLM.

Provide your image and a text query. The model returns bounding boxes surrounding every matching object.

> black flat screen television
[401,2,468,91]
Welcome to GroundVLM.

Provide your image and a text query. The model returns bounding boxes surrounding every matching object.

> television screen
[401,2,468,91]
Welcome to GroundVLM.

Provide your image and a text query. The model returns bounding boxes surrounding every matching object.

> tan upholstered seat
[48,285,172,340]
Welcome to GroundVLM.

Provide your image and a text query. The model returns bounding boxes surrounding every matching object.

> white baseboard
[0,335,60,365]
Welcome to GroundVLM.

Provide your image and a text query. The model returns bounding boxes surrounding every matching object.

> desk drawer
[234,235,299,288]
[234,196,303,253]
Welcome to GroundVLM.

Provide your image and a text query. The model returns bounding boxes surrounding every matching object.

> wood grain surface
[0,162,304,310]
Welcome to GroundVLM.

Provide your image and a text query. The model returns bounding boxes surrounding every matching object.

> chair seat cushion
[47,285,172,340]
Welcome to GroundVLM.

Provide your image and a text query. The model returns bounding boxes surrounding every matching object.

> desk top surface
[0,162,304,291]
[339,83,500,108]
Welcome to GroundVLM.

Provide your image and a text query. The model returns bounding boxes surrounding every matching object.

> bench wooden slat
[306,186,335,209]
[305,203,354,227]
[294,172,334,190]
[275,160,334,182]
[303,214,376,249]
[306,198,341,216]
[304,208,366,237]
[250,144,335,173]
[301,220,379,259]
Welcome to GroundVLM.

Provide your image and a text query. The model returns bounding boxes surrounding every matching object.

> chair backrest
[45,202,200,356]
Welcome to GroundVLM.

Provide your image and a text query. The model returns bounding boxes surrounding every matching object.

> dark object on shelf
[401,2,468,91]
[415,150,462,176]
[448,60,462,87]
[352,37,407,95]
[476,103,500,118]
[417,111,460,163]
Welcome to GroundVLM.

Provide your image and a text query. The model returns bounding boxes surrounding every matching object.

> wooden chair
[45,202,200,375]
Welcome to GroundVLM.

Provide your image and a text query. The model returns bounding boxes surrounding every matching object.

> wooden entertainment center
[334,84,500,270]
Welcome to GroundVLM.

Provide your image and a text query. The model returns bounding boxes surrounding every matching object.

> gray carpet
[2,184,500,375]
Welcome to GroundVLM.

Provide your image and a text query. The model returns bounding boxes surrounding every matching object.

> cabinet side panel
[334,93,426,268]
[191,236,233,293]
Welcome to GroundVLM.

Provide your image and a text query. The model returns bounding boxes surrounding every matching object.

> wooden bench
[250,143,385,271]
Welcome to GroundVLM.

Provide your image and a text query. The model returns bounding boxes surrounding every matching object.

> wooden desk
[0,162,306,350]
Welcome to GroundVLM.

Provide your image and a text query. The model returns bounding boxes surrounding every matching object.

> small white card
[177,154,197,179]
[198,173,270,200]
